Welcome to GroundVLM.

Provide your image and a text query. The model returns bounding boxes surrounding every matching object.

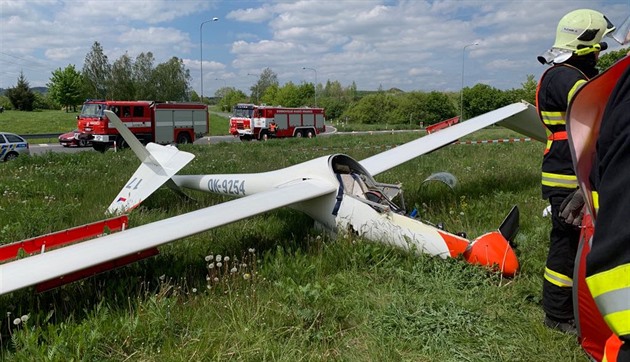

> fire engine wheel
[78,139,87,147]
[116,137,128,150]
[306,130,315,138]
[261,132,269,141]
[176,132,191,145]
[295,131,303,138]
[93,144,108,153]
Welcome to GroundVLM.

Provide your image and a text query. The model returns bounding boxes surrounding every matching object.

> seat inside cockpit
[331,155,405,214]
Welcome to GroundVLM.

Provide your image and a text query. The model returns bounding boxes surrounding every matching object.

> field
[0,131,588,361]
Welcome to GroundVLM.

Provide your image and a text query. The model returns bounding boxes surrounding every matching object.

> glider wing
[359,102,544,176]
[0,179,336,295]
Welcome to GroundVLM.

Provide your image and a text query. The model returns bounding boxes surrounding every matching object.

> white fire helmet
[539,9,616,65]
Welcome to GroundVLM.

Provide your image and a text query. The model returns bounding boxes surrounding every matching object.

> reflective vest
[536,64,588,199]
[567,56,630,361]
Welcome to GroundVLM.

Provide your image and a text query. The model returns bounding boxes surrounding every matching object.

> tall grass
[0,131,587,361]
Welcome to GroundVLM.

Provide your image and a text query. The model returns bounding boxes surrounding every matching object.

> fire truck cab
[229,104,326,141]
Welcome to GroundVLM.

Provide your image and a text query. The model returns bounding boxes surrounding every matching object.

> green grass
[0,132,587,361]
[0,110,78,135]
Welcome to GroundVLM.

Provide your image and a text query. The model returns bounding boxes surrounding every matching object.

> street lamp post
[302,67,318,106]
[199,17,219,103]
[461,42,478,120]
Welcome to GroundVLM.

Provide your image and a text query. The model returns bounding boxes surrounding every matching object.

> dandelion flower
[460,212,465,216]
[230,267,237,274]
[248,248,255,253]
[192,288,197,293]
[243,273,251,280]
[216,262,222,268]
[213,277,219,282]
[20,315,29,323]
[13,318,21,325]
[159,274,166,281]
[206,275,211,281]
[204,255,213,262]
[224,256,230,262]
[208,263,215,269]
[216,255,222,262]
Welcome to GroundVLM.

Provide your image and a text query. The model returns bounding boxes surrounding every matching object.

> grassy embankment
[0,127,587,360]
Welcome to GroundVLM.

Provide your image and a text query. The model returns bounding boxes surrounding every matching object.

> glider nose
[464,231,519,277]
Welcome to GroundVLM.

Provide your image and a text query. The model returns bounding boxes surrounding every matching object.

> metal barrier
[20,133,61,139]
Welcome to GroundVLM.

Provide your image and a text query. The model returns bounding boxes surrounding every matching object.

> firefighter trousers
[543,195,581,321]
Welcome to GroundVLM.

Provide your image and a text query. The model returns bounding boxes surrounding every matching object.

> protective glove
[559,190,585,226]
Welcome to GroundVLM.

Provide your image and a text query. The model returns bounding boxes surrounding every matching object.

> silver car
[0,132,30,161]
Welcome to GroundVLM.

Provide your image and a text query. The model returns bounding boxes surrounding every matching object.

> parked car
[59,129,92,147]
[0,132,30,161]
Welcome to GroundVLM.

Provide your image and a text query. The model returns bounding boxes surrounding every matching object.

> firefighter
[583,61,630,361]
[269,121,277,134]
[536,9,615,334]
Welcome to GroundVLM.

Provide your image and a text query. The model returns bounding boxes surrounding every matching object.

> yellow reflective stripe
[603,310,630,336]
[587,264,630,298]
[542,172,578,188]
[540,111,566,126]
[568,79,587,103]
[587,264,630,335]
[545,267,573,287]
[592,191,599,214]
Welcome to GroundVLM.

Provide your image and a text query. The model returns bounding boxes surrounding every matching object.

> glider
[0,102,545,295]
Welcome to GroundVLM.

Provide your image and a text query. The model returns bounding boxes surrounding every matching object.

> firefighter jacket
[536,63,591,199]
[587,64,630,352]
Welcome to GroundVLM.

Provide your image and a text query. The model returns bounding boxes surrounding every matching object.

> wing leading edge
[359,102,544,176]
[0,179,336,295]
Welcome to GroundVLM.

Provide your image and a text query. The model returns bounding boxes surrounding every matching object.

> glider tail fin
[105,110,195,214]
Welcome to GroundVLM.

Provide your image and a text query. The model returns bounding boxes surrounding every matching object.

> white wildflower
[230,267,237,274]
[13,318,21,325]
[20,315,29,323]
[216,255,222,262]
[216,262,222,268]
[204,255,213,262]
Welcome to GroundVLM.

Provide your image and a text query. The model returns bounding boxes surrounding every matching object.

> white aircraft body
[0,102,545,295]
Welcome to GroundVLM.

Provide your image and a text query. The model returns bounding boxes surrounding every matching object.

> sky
[1,0,629,97]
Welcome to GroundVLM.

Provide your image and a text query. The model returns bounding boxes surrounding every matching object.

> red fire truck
[229,103,326,141]
[76,100,208,152]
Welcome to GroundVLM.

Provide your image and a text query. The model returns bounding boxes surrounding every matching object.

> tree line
[1,41,191,112]
[2,45,627,126]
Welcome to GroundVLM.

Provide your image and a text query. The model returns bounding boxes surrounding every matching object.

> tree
[82,41,111,99]
[462,83,508,119]
[597,47,629,72]
[108,53,135,100]
[47,65,84,112]
[5,72,36,111]
[220,88,248,112]
[274,81,302,107]
[133,52,156,100]
[251,67,278,104]
[153,57,191,101]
